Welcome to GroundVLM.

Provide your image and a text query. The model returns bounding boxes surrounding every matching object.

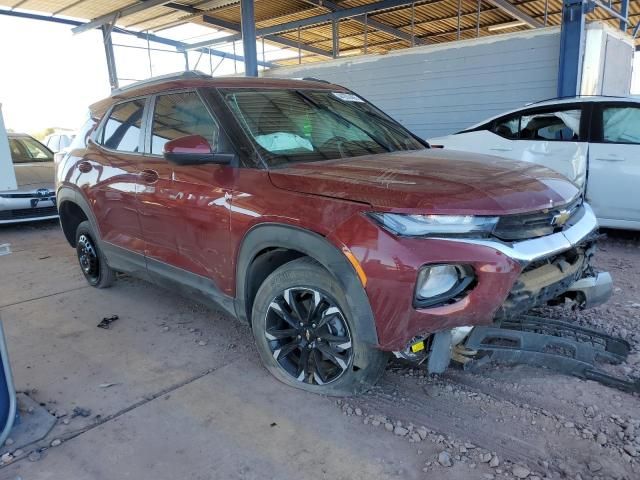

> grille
[493,197,583,241]
[0,206,58,221]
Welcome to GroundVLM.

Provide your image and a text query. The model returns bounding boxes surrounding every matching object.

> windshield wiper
[295,91,392,153]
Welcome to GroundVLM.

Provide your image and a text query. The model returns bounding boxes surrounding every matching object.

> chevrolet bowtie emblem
[551,209,571,226]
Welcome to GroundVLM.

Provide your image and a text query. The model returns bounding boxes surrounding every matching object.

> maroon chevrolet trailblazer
[56,72,611,395]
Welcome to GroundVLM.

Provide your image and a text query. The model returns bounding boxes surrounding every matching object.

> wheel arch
[57,187,100,247]
[235,223,378,346]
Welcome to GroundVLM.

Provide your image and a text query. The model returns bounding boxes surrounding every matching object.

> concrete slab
[3,358,438,480]
[0,223,469,480]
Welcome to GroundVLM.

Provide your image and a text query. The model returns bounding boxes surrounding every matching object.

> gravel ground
[1,224,638,480]
[341,229,640,480]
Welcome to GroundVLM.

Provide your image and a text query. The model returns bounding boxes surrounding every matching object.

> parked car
[44,132,74,153]
[56,73,611,395]
[0,133,58,224]
[429,96,640,230]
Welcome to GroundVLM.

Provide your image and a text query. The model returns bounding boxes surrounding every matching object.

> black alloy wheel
[264,287,353,385]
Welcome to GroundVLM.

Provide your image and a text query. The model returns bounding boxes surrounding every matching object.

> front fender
[235,223,379,346]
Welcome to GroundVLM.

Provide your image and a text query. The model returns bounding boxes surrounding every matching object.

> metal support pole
[233,41,237,73]
[146,32,153,77]
[101,24,119,90]
[261,37,265,70]
[457,0,461,40]
[544,0,549,26]
[240,0,258,77]
[364,13,368,54]
[557,0,592,97]
[298,27,302,64]
[183,51,189,71]
[332,19,339,58]
[410,2,415,47]
[620,0,629,31]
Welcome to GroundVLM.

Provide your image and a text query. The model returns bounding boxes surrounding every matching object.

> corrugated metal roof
[0,0,638,64]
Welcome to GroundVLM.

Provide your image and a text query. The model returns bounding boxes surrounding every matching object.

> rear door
[587,102,640,226]
[137,89,234,291]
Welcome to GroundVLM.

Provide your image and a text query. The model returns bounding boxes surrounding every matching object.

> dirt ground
[0,221,638,480]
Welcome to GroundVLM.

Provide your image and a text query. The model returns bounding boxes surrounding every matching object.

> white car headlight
[368,213,499,237]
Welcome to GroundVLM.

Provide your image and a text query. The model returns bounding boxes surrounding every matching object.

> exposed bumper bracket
[463,316,639,393]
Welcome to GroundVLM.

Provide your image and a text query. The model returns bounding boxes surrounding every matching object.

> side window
[101,99,145,153]
[150,91,220,155]
[602,106,640,144]
[491,114,520,139]
[520,108,581,141]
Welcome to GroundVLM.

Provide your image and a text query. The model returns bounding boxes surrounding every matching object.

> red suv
[56,72,612,395]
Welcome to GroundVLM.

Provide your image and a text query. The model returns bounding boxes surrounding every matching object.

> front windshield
[10,137,53,163]
[222,89,425,166]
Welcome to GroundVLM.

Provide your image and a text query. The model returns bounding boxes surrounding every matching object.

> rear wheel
[251,257,387,396]
[75,221,115,288]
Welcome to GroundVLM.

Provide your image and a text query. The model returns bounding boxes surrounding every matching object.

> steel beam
[0,9,274,68]
[484,0,542,28]
[620,0,629,31]
[557,0,592,97]
[72,0,173,35]
[202,15,331,57]
[304,0,427,45]
[184,0,423,50]
[102,25,119,90]
[240,0,258,77]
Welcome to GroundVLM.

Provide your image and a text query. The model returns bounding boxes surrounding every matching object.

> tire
[75,221,115,288]
[251,257,387,396]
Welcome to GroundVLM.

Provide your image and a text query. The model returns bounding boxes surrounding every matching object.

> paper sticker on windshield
[331,92,364,102]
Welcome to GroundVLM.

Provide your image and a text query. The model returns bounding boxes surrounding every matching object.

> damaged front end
[495,233,612,319]
[393,202,627,390]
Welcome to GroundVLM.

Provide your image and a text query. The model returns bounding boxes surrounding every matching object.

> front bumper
[332,202,610,351]
[0,195,58,224]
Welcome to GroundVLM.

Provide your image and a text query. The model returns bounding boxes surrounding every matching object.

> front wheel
[251,257,387,396]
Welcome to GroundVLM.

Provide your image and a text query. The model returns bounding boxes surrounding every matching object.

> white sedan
[429,96,640,230]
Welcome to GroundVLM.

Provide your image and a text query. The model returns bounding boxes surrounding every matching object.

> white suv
[429,97,640,230]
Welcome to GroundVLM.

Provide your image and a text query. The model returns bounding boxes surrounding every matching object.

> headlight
[415,264,475,307]
[368,213,499,237]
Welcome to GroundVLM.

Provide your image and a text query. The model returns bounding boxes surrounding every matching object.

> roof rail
[111,70,211,95]
[300,77,331,84]
[524,94,631,106]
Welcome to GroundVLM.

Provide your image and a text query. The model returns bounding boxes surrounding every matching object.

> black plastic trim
[235,223,379,346]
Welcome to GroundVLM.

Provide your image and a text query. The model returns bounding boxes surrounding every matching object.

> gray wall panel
[265,29,561,138]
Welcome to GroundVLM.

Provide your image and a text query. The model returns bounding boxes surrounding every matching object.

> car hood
[268,149,580,215]
[9,162,55,192]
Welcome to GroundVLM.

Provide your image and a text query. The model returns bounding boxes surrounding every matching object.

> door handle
[78,161,92,173]
[139,169,159,184]
[490,147,512,152]
[595,155,625,162]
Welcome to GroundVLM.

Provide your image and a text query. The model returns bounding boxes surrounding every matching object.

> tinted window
[222,89,423,166]
[150,92,220,155]
[520,109,581,141]
[10,137,53,163]
[602,106,640,144]
[491,114,520,139]
[101,99,145,152]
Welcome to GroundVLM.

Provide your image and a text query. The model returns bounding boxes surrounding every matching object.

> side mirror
[163,135,235,165]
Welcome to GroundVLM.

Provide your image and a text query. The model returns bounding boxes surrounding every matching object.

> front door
[587,103,640,226]
[137,90,234,294]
